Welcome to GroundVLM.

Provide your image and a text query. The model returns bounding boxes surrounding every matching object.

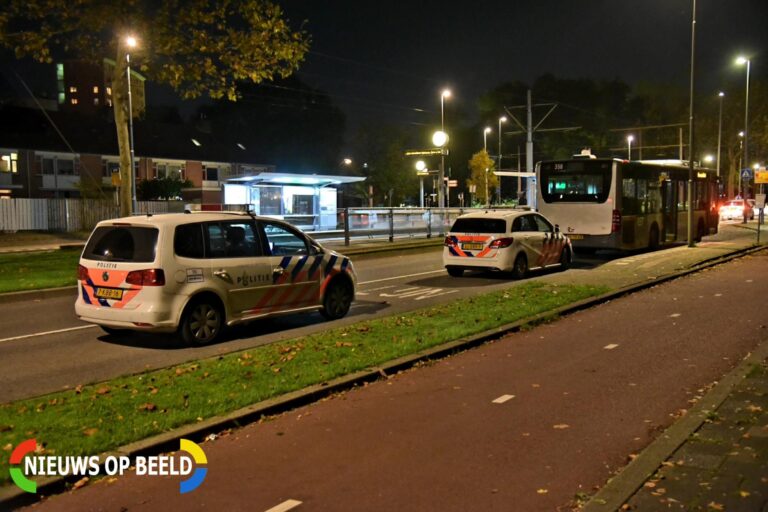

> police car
[75,212,356,345]
[443,210,572,278]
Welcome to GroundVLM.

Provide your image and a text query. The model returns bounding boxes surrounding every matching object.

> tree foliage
[467,150,497,206]
[137,176,192,201]
[0,0,309,215]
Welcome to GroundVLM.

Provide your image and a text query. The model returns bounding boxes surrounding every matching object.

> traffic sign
[755,168,768,184]
[741,168,753,179]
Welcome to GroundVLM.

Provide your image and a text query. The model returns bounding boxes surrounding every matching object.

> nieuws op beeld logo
[9,438,207,494]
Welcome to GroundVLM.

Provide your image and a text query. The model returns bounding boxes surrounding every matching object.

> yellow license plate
[568,234,584,240]
[462,243,485,251]
[95,288,124,300]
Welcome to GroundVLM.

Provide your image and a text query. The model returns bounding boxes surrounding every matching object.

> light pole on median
[439,89,451,208]
[125,35,138,215]
[736,57,752,196]
[716,92,724,179]
[483,127,491,153]
[498,116,507,201]
[627,135,634,160]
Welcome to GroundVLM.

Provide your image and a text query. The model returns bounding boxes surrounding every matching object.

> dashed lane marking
[492,394,516,404]
[604,344,620,350]
[0,325,96,344]
[265,499,302,512]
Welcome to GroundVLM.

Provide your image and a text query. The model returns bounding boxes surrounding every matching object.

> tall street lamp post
[627,135,634,160]
[686,0,696,247]
[439,89,451,208]
[716,92,724,179]
[738,132,744,196]
[483,127,491,153]
[498,116,507,200]
[126,35,138,215]
[736,57,752,195]
[415,160,427,208]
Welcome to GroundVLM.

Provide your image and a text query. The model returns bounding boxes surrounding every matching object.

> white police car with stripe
[75,212,356,345]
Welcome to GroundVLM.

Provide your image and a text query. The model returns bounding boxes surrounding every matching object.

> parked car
[75,212,356,345]
[443,210,572,278]
[719,199,754,221]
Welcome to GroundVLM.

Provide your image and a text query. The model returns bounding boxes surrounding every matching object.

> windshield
[450,218,507,234]
[539,160,613,203]
[83,226,158,262]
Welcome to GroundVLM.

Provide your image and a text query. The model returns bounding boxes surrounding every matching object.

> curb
[2,244,764,508]
[581,337,768,512]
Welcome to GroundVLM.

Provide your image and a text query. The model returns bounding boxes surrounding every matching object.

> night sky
[278,0,768,134]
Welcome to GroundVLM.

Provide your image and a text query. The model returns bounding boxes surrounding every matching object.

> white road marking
[359,285,396,293]
[492,394,515,404]
[670,313,682,318]
[603,344,620,350]
[264,500,302,512]
[0,325,96,344]
[359,269,445,286]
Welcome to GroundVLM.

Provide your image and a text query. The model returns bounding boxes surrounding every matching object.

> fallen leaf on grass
[82,428,98,437]
[739,490,751,498]
[96,386,110,395]
[74,385,83,394]
[707,502,724,511]
[138,403,157,412]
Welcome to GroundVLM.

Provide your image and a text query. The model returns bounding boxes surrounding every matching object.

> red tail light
[444,237,457,247]
[77,264,89,281]
[126,269,165,286]
[489,237,514,248]
[611,209,621,233]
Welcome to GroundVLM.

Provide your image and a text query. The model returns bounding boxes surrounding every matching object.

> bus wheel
[559,247,571,271]
[511,253,528,279]
[649,225,660,250]
[695,220,706,242]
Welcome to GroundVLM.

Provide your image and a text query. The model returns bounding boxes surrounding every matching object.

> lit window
[93,86,99,94]
[106,87,112,96]
[93,98,99,106]
[69,86,77,93]
[58,92,65,104]
[0,153,18,173]
[71,98,78,105]
[106,99,113,107]
[56,64,64,80]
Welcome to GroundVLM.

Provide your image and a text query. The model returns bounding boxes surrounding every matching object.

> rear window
[83,226,158,262]
[450,218,507,234]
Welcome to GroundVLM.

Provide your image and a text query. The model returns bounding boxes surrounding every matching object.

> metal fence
[0,199,185,232]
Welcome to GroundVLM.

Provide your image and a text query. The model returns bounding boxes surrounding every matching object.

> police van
[75,212,356,345]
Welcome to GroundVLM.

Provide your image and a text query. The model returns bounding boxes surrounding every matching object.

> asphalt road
[30,241,768,511]
[0,222,758,403]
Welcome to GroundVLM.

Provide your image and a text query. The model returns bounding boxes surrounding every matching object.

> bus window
[622,179,639,215]
[677,181,687,212]
[647,180,662,214]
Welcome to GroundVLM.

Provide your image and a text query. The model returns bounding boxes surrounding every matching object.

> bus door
[661,180,677,242]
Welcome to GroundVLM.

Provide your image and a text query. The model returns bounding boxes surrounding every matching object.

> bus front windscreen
[540,160,613,203]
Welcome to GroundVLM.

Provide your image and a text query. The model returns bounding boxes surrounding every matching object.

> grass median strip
[0,281,608,486]
[0,250,80,294]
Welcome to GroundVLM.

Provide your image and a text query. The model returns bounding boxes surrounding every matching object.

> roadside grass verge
[0,250,80,293]
[0,281,608,486]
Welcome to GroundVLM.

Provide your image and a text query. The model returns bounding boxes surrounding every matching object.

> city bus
[536,156,719,251]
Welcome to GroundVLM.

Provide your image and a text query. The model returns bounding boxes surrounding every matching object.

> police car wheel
[511,253,528,279]
[321,279,353,320]
[180,299,224,345]
[446,266,464,277]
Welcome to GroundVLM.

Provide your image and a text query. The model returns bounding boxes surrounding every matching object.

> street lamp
[716,92,724,178]
[498,116,507,201]
[627,135,634,160]
[485,167,490,208]
[483,127,491,153]
[415,160,427,208]
[738,131,744,197]
[342,158,352,166]
[703,155,714,167]
[736,56,752,196]
[439,89,451,208]
[125,35,138,215]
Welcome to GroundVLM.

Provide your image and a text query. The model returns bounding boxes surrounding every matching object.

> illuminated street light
[125,35,138,214]
[498,116,507,201]
[438,89,451,208]
[342,158,352,166]
[736,56,753,196]
[432,130,448,147]
[627,135,634,160]
[716,92,724,178]
[483,127,491,153]
[703,155,714,165]
[415,160,427,207]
